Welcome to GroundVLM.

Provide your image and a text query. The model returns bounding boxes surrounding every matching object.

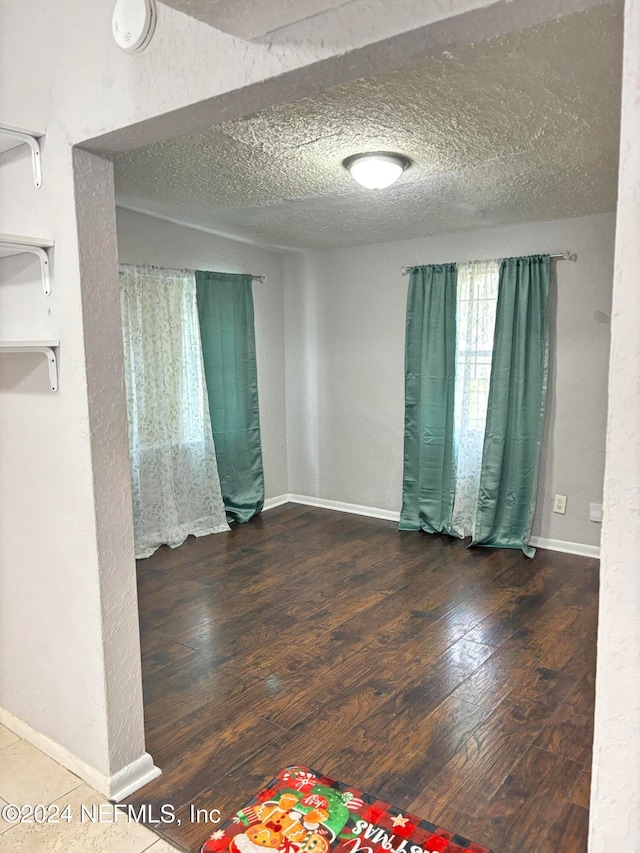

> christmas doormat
[200,766,492,853]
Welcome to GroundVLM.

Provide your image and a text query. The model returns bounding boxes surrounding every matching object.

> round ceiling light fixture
[343,152,411,189]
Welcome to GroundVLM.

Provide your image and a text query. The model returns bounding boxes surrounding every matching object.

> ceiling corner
[157,0,353,40]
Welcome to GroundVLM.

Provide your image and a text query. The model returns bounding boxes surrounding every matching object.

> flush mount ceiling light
[343,152,411,189]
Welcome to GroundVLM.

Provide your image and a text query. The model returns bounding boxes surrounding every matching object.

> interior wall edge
[262,496,601,558]
[283,213,614,551]
[115,207,290,501]
[0,706,160,800]
[263,494,292,511]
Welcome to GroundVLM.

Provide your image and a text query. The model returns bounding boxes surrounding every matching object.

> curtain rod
[251,274,267,283]
[401,251,574,276]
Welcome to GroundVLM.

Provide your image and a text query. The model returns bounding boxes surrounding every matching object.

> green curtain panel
[399,264,458,534]
[196,271,265,523]
[472,255,550,557]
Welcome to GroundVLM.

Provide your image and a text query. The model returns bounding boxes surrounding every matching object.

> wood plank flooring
[128,504,598,853]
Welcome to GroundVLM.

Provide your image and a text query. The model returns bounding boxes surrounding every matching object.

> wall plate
[112,0,157,53]
[553,494,568,514]
[590,502,603,523]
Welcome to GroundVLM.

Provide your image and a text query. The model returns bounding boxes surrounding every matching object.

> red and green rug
[201,766,492,853]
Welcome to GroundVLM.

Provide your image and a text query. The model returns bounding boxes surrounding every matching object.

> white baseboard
[263,492,398,521]
[528,536,600,559]
[288,494,400,522]
[264,495,599,558]
[0,706,161,801]
[108,754,162,802]
[263,494,292,511]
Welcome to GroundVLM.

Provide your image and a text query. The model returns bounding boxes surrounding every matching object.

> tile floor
[0,723,181,852]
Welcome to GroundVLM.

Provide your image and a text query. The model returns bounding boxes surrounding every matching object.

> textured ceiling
[114,2,622,251]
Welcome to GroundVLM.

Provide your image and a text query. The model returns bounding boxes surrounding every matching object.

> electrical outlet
[590,503,603,523]
[553,494,567,514]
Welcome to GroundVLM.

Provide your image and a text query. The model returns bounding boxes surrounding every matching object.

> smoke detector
[113,0,157,53]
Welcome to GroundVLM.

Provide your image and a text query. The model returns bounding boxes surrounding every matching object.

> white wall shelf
[0,341,59,391]
[0,234,54,295]
[0,123,44,187]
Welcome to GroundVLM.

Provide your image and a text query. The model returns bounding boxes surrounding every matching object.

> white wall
[0,138,157,798]
[116,208,288,498]
[0,0,631,824]
[0,0,555,154]
[285,213,615,550]
[590,0,640,847]
[3,0,527,795]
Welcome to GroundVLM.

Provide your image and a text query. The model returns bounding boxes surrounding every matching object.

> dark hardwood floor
[128,504,598,853]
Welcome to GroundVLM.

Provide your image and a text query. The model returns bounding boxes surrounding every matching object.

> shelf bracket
[0,241,51,295]
[0,126,42,188]
[0,343,59,391]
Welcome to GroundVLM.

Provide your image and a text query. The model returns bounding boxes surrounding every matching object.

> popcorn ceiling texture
[0,0,626,819]
[115,2,622,250]
[10,0,601,802]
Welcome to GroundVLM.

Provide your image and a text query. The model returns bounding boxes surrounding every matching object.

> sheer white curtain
[120,264,229,559]
[450,260,501,538]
